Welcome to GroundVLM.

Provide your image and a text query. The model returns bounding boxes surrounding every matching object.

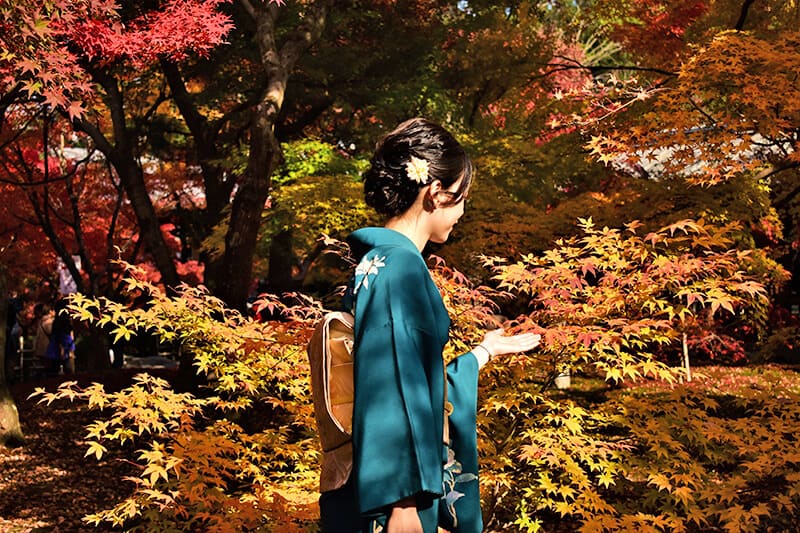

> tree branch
[279,0,331,68]
[237,0,258,22]
[160,59,210,143]
[0,106,47,153]
[104,159,125,292]
[68,113,115,157]
[766,163,800,208]
[547,57,677,78]
[139,87,169,129]
[64,164,98,294]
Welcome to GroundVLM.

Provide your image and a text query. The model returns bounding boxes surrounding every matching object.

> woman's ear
[422,188,436,212]
[427,180,445,209]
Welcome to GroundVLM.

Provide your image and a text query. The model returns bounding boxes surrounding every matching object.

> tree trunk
[72,71,180,291]
[682,332,692,382]
[0,377,24,447]
[216,102,281,310]
[0,268,24,447]
[159,59,235,230]
[267,228,297,294]
[215,0,332,310]
[113,157,180,290]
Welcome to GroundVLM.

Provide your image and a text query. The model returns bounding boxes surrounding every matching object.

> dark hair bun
[363,158,420,216]
[363,118,473,218]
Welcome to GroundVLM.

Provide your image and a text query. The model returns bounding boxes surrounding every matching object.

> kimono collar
[347,227,421,258]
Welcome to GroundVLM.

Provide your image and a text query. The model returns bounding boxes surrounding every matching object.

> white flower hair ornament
[405,156,429,185]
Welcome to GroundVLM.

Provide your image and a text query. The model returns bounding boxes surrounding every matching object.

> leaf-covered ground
[0,370,173,533]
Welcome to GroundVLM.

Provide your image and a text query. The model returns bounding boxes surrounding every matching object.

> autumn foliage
[33,262,323,531]
[474,218,793,531]
[0,0,233,117]
[8,0,800,531]
[31,215,797,531]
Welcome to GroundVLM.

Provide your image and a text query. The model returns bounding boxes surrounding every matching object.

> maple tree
[532,1,800,285]
[5,2,800,529]
[430,0,796,359]
[0,102,212,375]
[0,111,135,295]
[0,0,238,441]
[1,0,311,310]
[1,0,239,290]
[474,218,789,531]
[0,0,478,445]
[33,261,324,529]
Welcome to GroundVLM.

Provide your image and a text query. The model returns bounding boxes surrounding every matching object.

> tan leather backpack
[307,311,355,492]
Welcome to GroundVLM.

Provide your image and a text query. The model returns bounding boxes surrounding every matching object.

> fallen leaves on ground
[1,370,175,533]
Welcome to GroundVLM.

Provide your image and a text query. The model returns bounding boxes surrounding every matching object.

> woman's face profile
[428,178,467,244]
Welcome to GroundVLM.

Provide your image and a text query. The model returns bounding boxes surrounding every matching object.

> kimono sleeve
[442,352,482,533]
[352,249,447,516]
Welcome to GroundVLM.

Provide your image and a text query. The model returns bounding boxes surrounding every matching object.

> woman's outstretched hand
[480,329,541,359]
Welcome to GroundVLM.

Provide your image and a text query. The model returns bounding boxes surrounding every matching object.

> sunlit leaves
[85,441,108,461]
[578,20,800,188]
[430,255,502,361]
[23,219,796,532]
[486,218,771,386]
[471,217,785,531]
[29,260,323,530]
[493,366,800,532]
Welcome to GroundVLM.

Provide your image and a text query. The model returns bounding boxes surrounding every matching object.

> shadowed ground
[0,370,174,532]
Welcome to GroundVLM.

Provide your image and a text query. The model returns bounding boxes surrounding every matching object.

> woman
[321,118,540,532]
[33,302,54,361]
[44,299,76,376]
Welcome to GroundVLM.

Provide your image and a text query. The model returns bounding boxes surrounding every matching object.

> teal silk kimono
[319,228,482,533]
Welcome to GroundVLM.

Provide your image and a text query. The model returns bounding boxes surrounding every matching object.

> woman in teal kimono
[320,118,540,533]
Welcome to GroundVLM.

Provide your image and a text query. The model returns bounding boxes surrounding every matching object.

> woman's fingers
[482,329,541,356]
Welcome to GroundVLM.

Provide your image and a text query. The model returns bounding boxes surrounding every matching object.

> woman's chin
[430,233,450,244]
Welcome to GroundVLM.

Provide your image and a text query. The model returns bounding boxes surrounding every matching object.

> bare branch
[548,56,677,78]
[0,106,48,153]
[237,0,258,21]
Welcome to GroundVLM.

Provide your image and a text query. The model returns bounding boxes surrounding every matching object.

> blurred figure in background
[33,302,54,362]
[44,299,75,376]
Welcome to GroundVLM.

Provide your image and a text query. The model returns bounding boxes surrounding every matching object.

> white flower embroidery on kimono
[353,254,386,294]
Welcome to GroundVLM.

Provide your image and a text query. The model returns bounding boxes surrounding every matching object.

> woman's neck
[384,214,429,252]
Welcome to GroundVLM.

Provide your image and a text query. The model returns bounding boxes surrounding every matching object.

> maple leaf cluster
[0,0,238,119]
[597,0,708,64]
[71,0,235,67]
[557,3,800,189]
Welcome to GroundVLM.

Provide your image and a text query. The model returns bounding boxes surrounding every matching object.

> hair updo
[363,118,474,217]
